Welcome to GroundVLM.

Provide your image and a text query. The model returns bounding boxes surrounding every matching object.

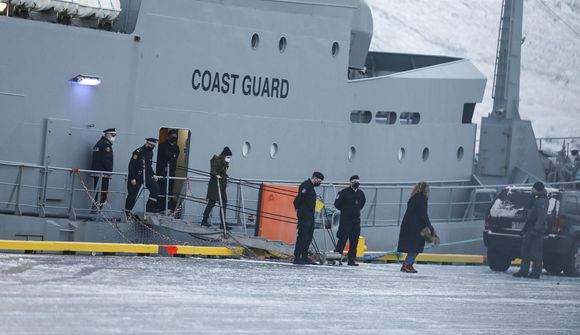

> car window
[563,196,580,215]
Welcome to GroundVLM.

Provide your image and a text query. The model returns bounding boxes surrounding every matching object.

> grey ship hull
[0,0,487,253]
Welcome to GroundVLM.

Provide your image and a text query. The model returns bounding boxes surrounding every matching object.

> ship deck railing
[0,159,578,231]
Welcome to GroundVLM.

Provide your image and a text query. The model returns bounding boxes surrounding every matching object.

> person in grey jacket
[513,182,549,279]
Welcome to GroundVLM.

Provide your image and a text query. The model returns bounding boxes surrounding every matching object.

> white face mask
[109,136,116,142]
[225,157,231,163]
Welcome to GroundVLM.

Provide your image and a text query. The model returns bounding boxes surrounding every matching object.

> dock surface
[0,254,578,334]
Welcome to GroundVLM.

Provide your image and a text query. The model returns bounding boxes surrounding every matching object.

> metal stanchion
[216,176,227,236]
[165,162,170,215]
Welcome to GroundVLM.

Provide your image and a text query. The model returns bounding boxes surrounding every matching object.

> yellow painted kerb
[0,240,158,254]
[174,245,244,256]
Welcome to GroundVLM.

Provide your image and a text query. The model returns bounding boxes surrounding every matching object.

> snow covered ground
[1,254,579,334]
[369,0,580,140]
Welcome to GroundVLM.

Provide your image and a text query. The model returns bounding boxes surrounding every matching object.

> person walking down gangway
[201,147,232,230]
[397,181,436,273]
[293,171,324,265]
[156,129,180,213]
[91,128,116,208]
[513,182,549,279]
[333,175,366,266]
[125,138,160,214]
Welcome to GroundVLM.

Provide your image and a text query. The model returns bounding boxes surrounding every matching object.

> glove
[131,179,137,186]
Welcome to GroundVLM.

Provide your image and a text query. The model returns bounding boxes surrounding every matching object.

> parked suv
[483,186,580,277]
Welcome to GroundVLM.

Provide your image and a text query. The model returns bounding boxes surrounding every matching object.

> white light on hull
[70,75,102,86]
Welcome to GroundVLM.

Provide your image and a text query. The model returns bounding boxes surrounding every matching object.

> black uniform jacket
[293,179,316,223]
[91,136,113,172]
[524,190,549,235]
[397,193,433,253]
[128,146,155,182]
[156,141,180,177]
[206,155,229,202]
[334,187,366,225]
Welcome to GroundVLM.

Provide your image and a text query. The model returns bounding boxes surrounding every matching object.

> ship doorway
[157,127,191,215]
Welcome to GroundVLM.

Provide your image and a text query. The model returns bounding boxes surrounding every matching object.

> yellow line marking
[173,245,244,256]
[0,240,158,254]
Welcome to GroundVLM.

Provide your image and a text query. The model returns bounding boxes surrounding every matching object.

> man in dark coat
[125,138,160,213]
[334,175,366,266]
[397,181,434,273]
[156,129,180,212]
[201,146,232,229]
[513,182,549,279]
[293,171,324,265]
[91,128,116,206]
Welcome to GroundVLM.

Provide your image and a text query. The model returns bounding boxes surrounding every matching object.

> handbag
[420,226,440,245]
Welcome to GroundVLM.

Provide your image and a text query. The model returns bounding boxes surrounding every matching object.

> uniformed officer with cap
[201,146,233,229]
[293,171,324,264]
[334,175,366,266]
[156,129,180,212]
[91,128,116,206]
[125,138,160,213]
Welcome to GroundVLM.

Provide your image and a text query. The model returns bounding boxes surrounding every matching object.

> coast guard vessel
[0,0,550,254]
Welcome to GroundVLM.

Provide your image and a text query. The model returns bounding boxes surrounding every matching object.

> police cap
[103,128,116,134]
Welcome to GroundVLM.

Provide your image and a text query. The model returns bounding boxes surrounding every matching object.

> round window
[422,147,430,161]
[251,33,260,49]
[278,37,287,53]
[348,146,356,161]
[398,148,405,162]
[457,146,464,161]
[270,143,278,158]
[242,141,251,157]
[331,41,339,57]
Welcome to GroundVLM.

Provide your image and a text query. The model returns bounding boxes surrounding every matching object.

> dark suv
[483,187,580,277]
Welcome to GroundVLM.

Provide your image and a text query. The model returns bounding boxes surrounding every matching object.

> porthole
[350,110,372,123]
[399,112,421,125]
[278,37,287,53]
[422,147,430,161]
[398,148,405,162]
[242,141,251,157]
[270,143,278,158]
[376,111,397,125]
[457,146,464,161]
[348,146,356,161]
[251,33,260,49]
[331,41,340,57]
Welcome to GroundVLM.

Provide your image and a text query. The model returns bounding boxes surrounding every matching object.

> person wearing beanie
[201,146,233,229]
[292,171,324,264]
[513,181,549,279]
[333,175,366,266]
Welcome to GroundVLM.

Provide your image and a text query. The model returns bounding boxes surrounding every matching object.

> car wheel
[563,241,580,277]
[543,258,563,275]
[487,248,511,272]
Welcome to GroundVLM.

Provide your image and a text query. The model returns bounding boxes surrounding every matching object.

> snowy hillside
[369,0,580,141]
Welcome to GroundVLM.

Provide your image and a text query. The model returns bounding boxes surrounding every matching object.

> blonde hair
[410,181,430,199]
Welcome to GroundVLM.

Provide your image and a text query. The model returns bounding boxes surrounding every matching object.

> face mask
[225,157,231,163]
[351,182,360,189]
[109,136,116,142]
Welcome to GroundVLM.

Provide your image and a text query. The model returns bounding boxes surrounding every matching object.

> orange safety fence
[255,184,298,244]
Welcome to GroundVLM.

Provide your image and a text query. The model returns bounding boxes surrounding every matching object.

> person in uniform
[156,129,180,212]
[334,175,366,266]
[201,147,232,229]
[91,128,116,207]
[292,171,324,265]
[125,138,160,213]
[513,181,549,279]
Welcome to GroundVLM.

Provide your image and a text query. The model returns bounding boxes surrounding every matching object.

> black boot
[347,258,359,266]
[512,271,528,278]
[200,219,211,227]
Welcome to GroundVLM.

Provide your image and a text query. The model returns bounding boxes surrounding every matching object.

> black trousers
[519,233,543,275]
[157,177,176,211]
[125,176,159,211]
[93,176,110,204]
[202,200,228,225]
[294,220,315,260]
[335,221,361,261]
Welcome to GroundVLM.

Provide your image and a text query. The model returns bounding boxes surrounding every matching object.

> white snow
[0,254,579,334]
[369,0,580,140]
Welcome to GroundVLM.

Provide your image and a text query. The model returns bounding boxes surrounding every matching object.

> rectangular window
[462,103,476,124]
[376,111,397,125]
[399,112,420,125]
[350,110,372,123]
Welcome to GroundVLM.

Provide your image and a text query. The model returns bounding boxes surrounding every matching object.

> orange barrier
[256,184,298,244]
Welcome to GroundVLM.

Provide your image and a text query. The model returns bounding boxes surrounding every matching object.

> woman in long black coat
[397,181,434,273]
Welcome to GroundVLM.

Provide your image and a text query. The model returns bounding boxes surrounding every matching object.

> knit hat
[312,171,324,180]
[532,181,545,192]
[220,146,233,156]
[349,175,359,181]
